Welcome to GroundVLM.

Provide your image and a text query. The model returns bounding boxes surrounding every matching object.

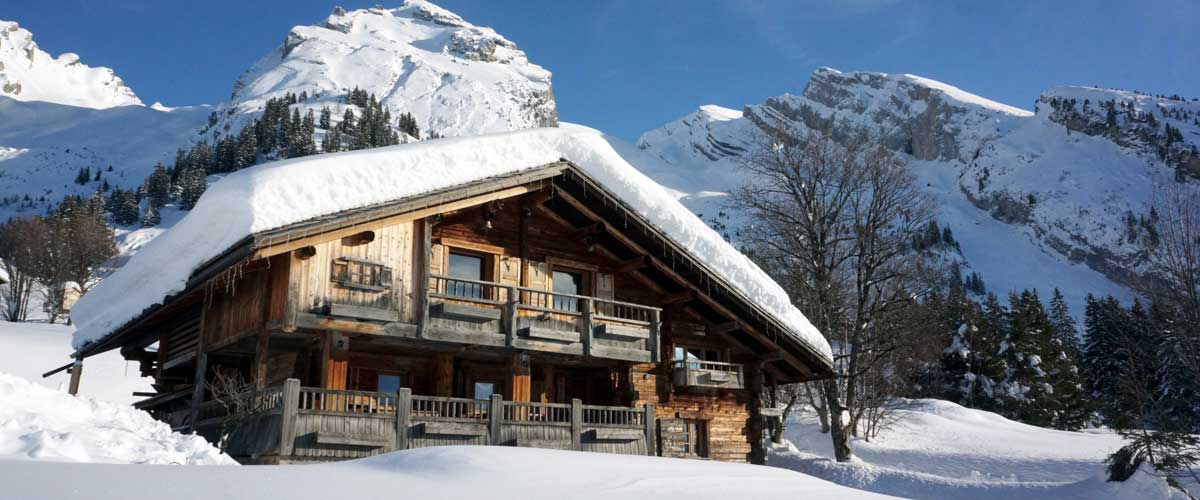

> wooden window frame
[681,419,709,458]
[331,256,393,292]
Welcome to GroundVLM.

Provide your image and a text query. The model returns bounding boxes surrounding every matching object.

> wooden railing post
[581,298,594,356]
[644,403,657,457]
[505,285,519,347]
[279,378,300,457]
[396,387,412,451]
[649,309,661,363]
[571,398,583,451]
[488,394,504,445]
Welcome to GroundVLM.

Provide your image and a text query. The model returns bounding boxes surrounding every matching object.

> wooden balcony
[671,360,746,390]
[421,274,661,363]
[184,379,656,463]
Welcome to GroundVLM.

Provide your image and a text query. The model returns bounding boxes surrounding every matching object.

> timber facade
[84,161,831,464]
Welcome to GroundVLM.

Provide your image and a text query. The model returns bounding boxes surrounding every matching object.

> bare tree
[209,367,256,452]
[1145,183,1200,325]
[0,217,46,322]
[734,132,935,461]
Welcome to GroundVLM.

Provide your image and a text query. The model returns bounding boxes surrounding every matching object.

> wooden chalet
[73,158,831,464]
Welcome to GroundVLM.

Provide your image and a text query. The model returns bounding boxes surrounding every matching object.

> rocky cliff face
[0,21,141,109]
[214,0,557,140]
[638,68,1198,308]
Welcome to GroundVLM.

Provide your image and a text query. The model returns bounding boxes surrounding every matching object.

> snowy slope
[769,399,1190,499]
[0,372,231,465]
[0,322,151,406]
[636,68,1199,312]
[0,21,141,109]
[209,0,556,142]
[71,127,831,367]
[1,445,899,500]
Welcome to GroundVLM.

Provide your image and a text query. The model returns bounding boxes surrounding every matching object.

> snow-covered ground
[0,372,230,465]
[769,399,1192,499]
[0,445,901,500]
[0,321,150,406]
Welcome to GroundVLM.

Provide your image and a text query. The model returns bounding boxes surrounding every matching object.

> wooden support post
[279,378,300,456]
[505,285,518,347]
[434,353,454,397]
[571,398,583,451]
[417,217,433,339]
[540,365,555,403]
[581,297,594,357]
[649,309,662,363]
[395,387,412,451]
[746,361,766,465]
[510,353,531,402]
[187,291,212,434]
[253,330,270,390]
[644,403,657,457]
[489,393,504,445]
[67,358,83,396]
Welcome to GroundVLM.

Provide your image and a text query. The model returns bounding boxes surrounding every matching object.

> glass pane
[674,346,686,361]
[377,374,402,394]
[448,253,485,298]
[552,270,582,311]
[474,382,494,401]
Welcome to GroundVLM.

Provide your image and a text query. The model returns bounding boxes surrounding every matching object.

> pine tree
[111,188,140,225]
[1000,290,1058,427]
[144,163,171,209]
[141,204,161,227]
[319,106,332,130]
[1045,288,1090,429]
[177,165,207,210]
[74,166,91,185]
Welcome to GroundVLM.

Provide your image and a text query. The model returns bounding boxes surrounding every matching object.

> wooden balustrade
[205,380,657,461]
[425,273,661,362]
[671,360,746,389]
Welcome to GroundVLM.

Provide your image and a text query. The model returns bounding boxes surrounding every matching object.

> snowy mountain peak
[223,0,556,139]
[0,20,142,109]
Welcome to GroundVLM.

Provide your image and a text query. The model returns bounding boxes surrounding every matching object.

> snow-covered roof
[71,127,831,365]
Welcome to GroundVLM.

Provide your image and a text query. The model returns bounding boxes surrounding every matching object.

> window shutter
[527,260,549,290]
[429,243,445,275]
[596,272,615,300]
[499,255,521,286]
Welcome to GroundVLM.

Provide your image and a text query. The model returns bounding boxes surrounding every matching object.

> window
[551,269,583,312]
[674,346,723,369]
[377,374,403,394]
[331,257,392,292]
[681,419,708,458]
[473,382,495,401]
[447,252,486,298]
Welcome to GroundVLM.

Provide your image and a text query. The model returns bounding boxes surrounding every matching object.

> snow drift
[1,445,900,500]
[71,127,831,365]
[0,372,232,465]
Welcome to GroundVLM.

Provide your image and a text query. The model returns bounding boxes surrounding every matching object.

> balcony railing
[671,360,746,390]
[189,379,657,462]
[425,274,661,363]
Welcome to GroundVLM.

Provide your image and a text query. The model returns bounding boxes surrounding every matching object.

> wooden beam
[661,290,696,305]
[615,255,652,273]
[709,321,741,335]
[434,353,454,397]
[252,185,537,260]
[569,221,604,239]
[510,353,531,402]
[253,329,270,390]
[187,290,212,433]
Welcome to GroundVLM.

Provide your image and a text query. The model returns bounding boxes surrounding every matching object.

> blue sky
[5,0,1198,140]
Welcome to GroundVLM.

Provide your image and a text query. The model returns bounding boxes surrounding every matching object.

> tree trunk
[823,379,853,462]
[807,383,831,433]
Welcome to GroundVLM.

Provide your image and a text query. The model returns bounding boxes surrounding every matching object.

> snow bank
[0,372,232,464]
[72,127,831,364]
[0,445,901,500]
[0,322,151,405]
[770,398,1188,499]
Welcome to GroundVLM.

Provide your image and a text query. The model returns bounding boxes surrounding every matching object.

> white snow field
[769,399,1191,500]
[0,21,142,109]
[0,322,150,406]
[0,445,901,500]
[0,372,231,465]
[71,127,830,366]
